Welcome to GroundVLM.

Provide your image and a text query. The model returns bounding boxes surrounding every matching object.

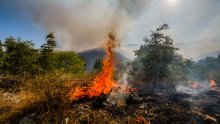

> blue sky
[0,0,220,60]
[0,1,45,47]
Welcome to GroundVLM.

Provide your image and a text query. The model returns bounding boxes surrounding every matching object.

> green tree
[38,33,56,72]
[2,37,38,75]
[131,24,179,89]
[168,56,190,82]
[53,51,85,74]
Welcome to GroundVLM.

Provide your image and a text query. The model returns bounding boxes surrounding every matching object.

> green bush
[53,51,85,74]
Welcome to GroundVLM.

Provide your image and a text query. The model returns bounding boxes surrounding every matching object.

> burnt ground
[4,87,220,124]
[66,87,220,124]
[190,87,220,123]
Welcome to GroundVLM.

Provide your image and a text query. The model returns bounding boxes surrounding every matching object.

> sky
[0,0,220,61]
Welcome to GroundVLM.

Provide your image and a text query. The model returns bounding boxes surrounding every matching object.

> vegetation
[0,33,89,123]
[0,33,85,77]
[131,24,180,88]
[185,55,220,82]
[2,37,38,75]
[53,51,85,74]
[38,33,56,72]
[130,24,219,91]
[0,40,4,73]
[0,25,219,123]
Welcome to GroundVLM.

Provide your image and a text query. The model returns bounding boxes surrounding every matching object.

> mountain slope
[78,48,129,71]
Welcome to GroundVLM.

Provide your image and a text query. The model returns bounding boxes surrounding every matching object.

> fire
[69,33,118,100]
[210,79,216,87]
[187,80,201,89]
[192,83,198,89]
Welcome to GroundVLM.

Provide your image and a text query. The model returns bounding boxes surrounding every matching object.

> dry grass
[0,71,97,123]
[0,71,147,123]
[0,90,41,123]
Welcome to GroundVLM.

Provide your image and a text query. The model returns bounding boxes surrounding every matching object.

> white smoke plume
[13,0,151,51]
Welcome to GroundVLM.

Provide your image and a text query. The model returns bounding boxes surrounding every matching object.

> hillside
[78,48,129,71]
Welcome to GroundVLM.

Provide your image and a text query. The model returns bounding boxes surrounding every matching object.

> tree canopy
[131,24,179,88]
[0,33,85,76]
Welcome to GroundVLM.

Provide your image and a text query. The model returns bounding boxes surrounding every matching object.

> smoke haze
[13,0,150,51]
[1,0,219,60]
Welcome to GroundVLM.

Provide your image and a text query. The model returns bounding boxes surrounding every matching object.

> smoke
[175,80,210,95]
[13,0,150,51]
[176,34,220,61]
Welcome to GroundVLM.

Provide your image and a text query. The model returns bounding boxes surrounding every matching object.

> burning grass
[69,33,118,101]
[0,72,219,123]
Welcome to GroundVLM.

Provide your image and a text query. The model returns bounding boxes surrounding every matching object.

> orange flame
[69,34,118,100]
[210,79,216,87]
